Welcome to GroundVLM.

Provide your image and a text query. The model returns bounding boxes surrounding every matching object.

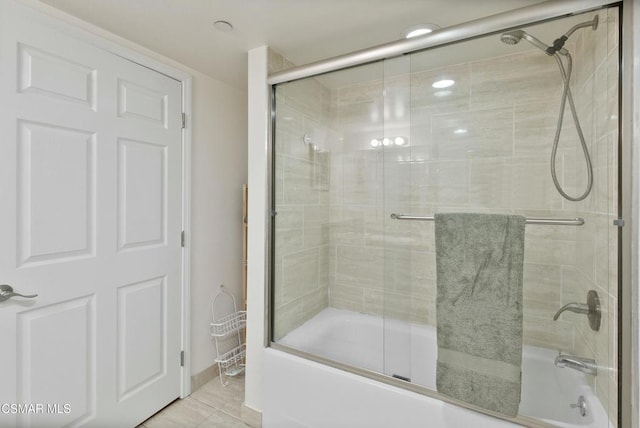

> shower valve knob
[570,396,587,417]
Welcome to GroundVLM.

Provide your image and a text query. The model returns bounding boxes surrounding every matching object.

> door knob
[0,284,38,302]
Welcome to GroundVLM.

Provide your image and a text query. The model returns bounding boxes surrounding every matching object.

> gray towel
[434,213,525,417]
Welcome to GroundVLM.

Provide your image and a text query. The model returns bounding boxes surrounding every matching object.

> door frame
[15,0,193,398]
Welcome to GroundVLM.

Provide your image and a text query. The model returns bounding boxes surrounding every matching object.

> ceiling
[38,0,549,89]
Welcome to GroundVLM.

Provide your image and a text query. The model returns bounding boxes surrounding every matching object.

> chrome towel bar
[390,213,584,226]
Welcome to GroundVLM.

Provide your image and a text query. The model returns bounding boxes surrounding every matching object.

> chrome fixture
[302,134,324,152]
[500,30,567,55]
[0,284,37,302]
[547,15,600,55]
[500,15,599,202]
[570,395,588,417]
[555,353,598,376]
[553,289,601,331]
[500,16,598,56]
[390,213,584,226]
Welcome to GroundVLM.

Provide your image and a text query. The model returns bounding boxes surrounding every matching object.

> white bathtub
[264,308,610,428]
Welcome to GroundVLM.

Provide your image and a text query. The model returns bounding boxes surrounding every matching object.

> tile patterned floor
[139,376,250,428]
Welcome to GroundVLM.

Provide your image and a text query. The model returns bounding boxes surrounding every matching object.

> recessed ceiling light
[454,128,468,135]
[432,79,455,89]
[403,23,440,39]
[213,20,233,32]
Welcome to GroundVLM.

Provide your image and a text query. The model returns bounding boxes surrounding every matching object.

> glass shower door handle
[0,284,38,302]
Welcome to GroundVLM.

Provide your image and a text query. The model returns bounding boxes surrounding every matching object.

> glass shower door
[271,59,391,374]
[270,5,620,425]
[380,55,416,384]
[390,7,620,425]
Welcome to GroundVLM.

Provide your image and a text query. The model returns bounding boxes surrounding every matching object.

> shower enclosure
[268,2,621,427]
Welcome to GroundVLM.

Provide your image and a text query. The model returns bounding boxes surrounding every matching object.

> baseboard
[190,363,219,393]
[241,403,262,428]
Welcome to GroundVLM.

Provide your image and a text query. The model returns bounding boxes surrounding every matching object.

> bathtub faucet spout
[554,353,598,376]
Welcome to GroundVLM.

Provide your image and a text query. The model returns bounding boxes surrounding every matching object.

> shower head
[501,15,598,56]
[500,31,523,45]
[500,30,556,55]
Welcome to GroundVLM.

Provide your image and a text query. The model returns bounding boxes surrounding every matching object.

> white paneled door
[0,2,184,426]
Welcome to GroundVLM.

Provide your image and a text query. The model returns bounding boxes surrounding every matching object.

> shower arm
[565,15,599,38]
[547,15,599,55]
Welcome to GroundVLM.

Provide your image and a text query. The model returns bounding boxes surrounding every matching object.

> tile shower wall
[330,45,580,342]
[271,49,332,340]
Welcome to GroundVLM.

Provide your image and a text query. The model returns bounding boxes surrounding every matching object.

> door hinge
[181,112,186,129]
[181,230,185,247]
[614,218,625,227]
[180,350,185,367]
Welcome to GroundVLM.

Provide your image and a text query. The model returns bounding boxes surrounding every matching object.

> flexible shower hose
[550,52,593,201]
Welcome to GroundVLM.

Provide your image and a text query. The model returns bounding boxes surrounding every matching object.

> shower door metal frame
[266,1,630,427]
[619,2,636,428]
[267,0,620,85]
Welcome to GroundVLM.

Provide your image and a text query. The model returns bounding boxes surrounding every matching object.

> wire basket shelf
[214,343,246,372]
[210,284,246,385]
[210,310,246,337]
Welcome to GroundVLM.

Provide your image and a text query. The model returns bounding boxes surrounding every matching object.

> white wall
[190,71,248,375]
[245,46,269,413]
[18,0,248,380]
